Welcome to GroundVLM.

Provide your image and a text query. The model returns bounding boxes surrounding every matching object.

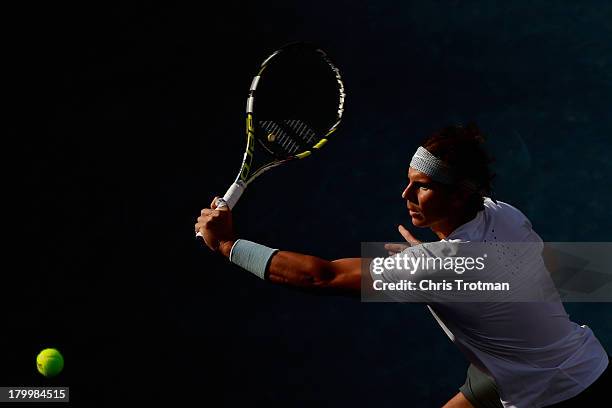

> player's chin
[410,213,427,227]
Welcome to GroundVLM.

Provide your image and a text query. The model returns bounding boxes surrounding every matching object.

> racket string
[287,120,308,153]
[259,120,319,156]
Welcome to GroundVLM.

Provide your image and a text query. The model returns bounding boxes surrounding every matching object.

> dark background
[6,1,612,406]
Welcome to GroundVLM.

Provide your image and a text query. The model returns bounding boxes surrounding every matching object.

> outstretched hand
[384,224,422,255]
[397,224,421,246]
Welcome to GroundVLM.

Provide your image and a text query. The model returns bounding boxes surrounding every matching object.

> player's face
[402,168,458,228]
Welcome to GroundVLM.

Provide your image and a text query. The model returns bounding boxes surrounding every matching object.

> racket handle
[195,181,246,238]
[219,181,246,210]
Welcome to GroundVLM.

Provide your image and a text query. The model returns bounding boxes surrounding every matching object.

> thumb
[210,196,220,209]
[213,196,230,212]
[398,224,420,246]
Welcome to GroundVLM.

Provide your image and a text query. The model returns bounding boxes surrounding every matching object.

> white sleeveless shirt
[373,198,609,407]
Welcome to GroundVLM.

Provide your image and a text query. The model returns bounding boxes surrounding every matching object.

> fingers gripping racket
[196,42,346,237]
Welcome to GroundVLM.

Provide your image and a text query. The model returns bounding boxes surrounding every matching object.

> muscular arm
[196,201,372,295]
[266,252,369,295]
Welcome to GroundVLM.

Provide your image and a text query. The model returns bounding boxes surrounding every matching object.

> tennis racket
[196,42,346,237]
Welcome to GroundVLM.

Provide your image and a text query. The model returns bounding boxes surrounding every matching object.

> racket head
[248,42,345,162]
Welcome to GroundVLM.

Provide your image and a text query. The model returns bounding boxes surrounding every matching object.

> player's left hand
[195,196,236,257]
[384,243,410,256]
[384,225,422,255]
[397,224,421,246]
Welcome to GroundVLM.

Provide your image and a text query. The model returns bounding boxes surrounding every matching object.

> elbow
[301,258,336,289]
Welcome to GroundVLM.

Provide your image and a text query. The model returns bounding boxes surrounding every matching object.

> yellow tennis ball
[36,348,64,377]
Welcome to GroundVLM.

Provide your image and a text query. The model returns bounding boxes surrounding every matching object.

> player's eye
[415,182,429,191]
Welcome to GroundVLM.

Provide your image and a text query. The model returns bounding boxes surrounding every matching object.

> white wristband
[229,239,279,280]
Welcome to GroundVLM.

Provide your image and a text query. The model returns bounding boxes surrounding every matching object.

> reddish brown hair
[421,122,495,211]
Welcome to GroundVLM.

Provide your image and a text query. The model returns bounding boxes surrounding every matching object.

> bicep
[326,258,371,293]
[266,251,368,296]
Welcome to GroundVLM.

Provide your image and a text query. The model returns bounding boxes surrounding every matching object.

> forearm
[266,251,334,288]
[223,239,363,294]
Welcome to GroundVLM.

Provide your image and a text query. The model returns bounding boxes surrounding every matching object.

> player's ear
[449,186,470,209]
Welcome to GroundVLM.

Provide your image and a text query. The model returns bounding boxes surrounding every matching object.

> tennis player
[196,123,610,407]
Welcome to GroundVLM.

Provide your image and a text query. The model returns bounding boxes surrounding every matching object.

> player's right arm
[266,253,367,295]
[195,197,372,296]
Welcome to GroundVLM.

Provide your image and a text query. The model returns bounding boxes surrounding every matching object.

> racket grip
[219,181,246,210]
[195,181,246,239]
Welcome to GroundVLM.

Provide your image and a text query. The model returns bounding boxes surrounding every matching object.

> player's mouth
[408,206,420,214]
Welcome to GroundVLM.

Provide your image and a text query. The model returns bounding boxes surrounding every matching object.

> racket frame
[218,43,346,210]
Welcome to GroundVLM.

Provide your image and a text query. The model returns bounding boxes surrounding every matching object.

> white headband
[410,146,479,191]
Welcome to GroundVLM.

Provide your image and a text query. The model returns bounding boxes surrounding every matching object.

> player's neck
[431,209,478,240]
